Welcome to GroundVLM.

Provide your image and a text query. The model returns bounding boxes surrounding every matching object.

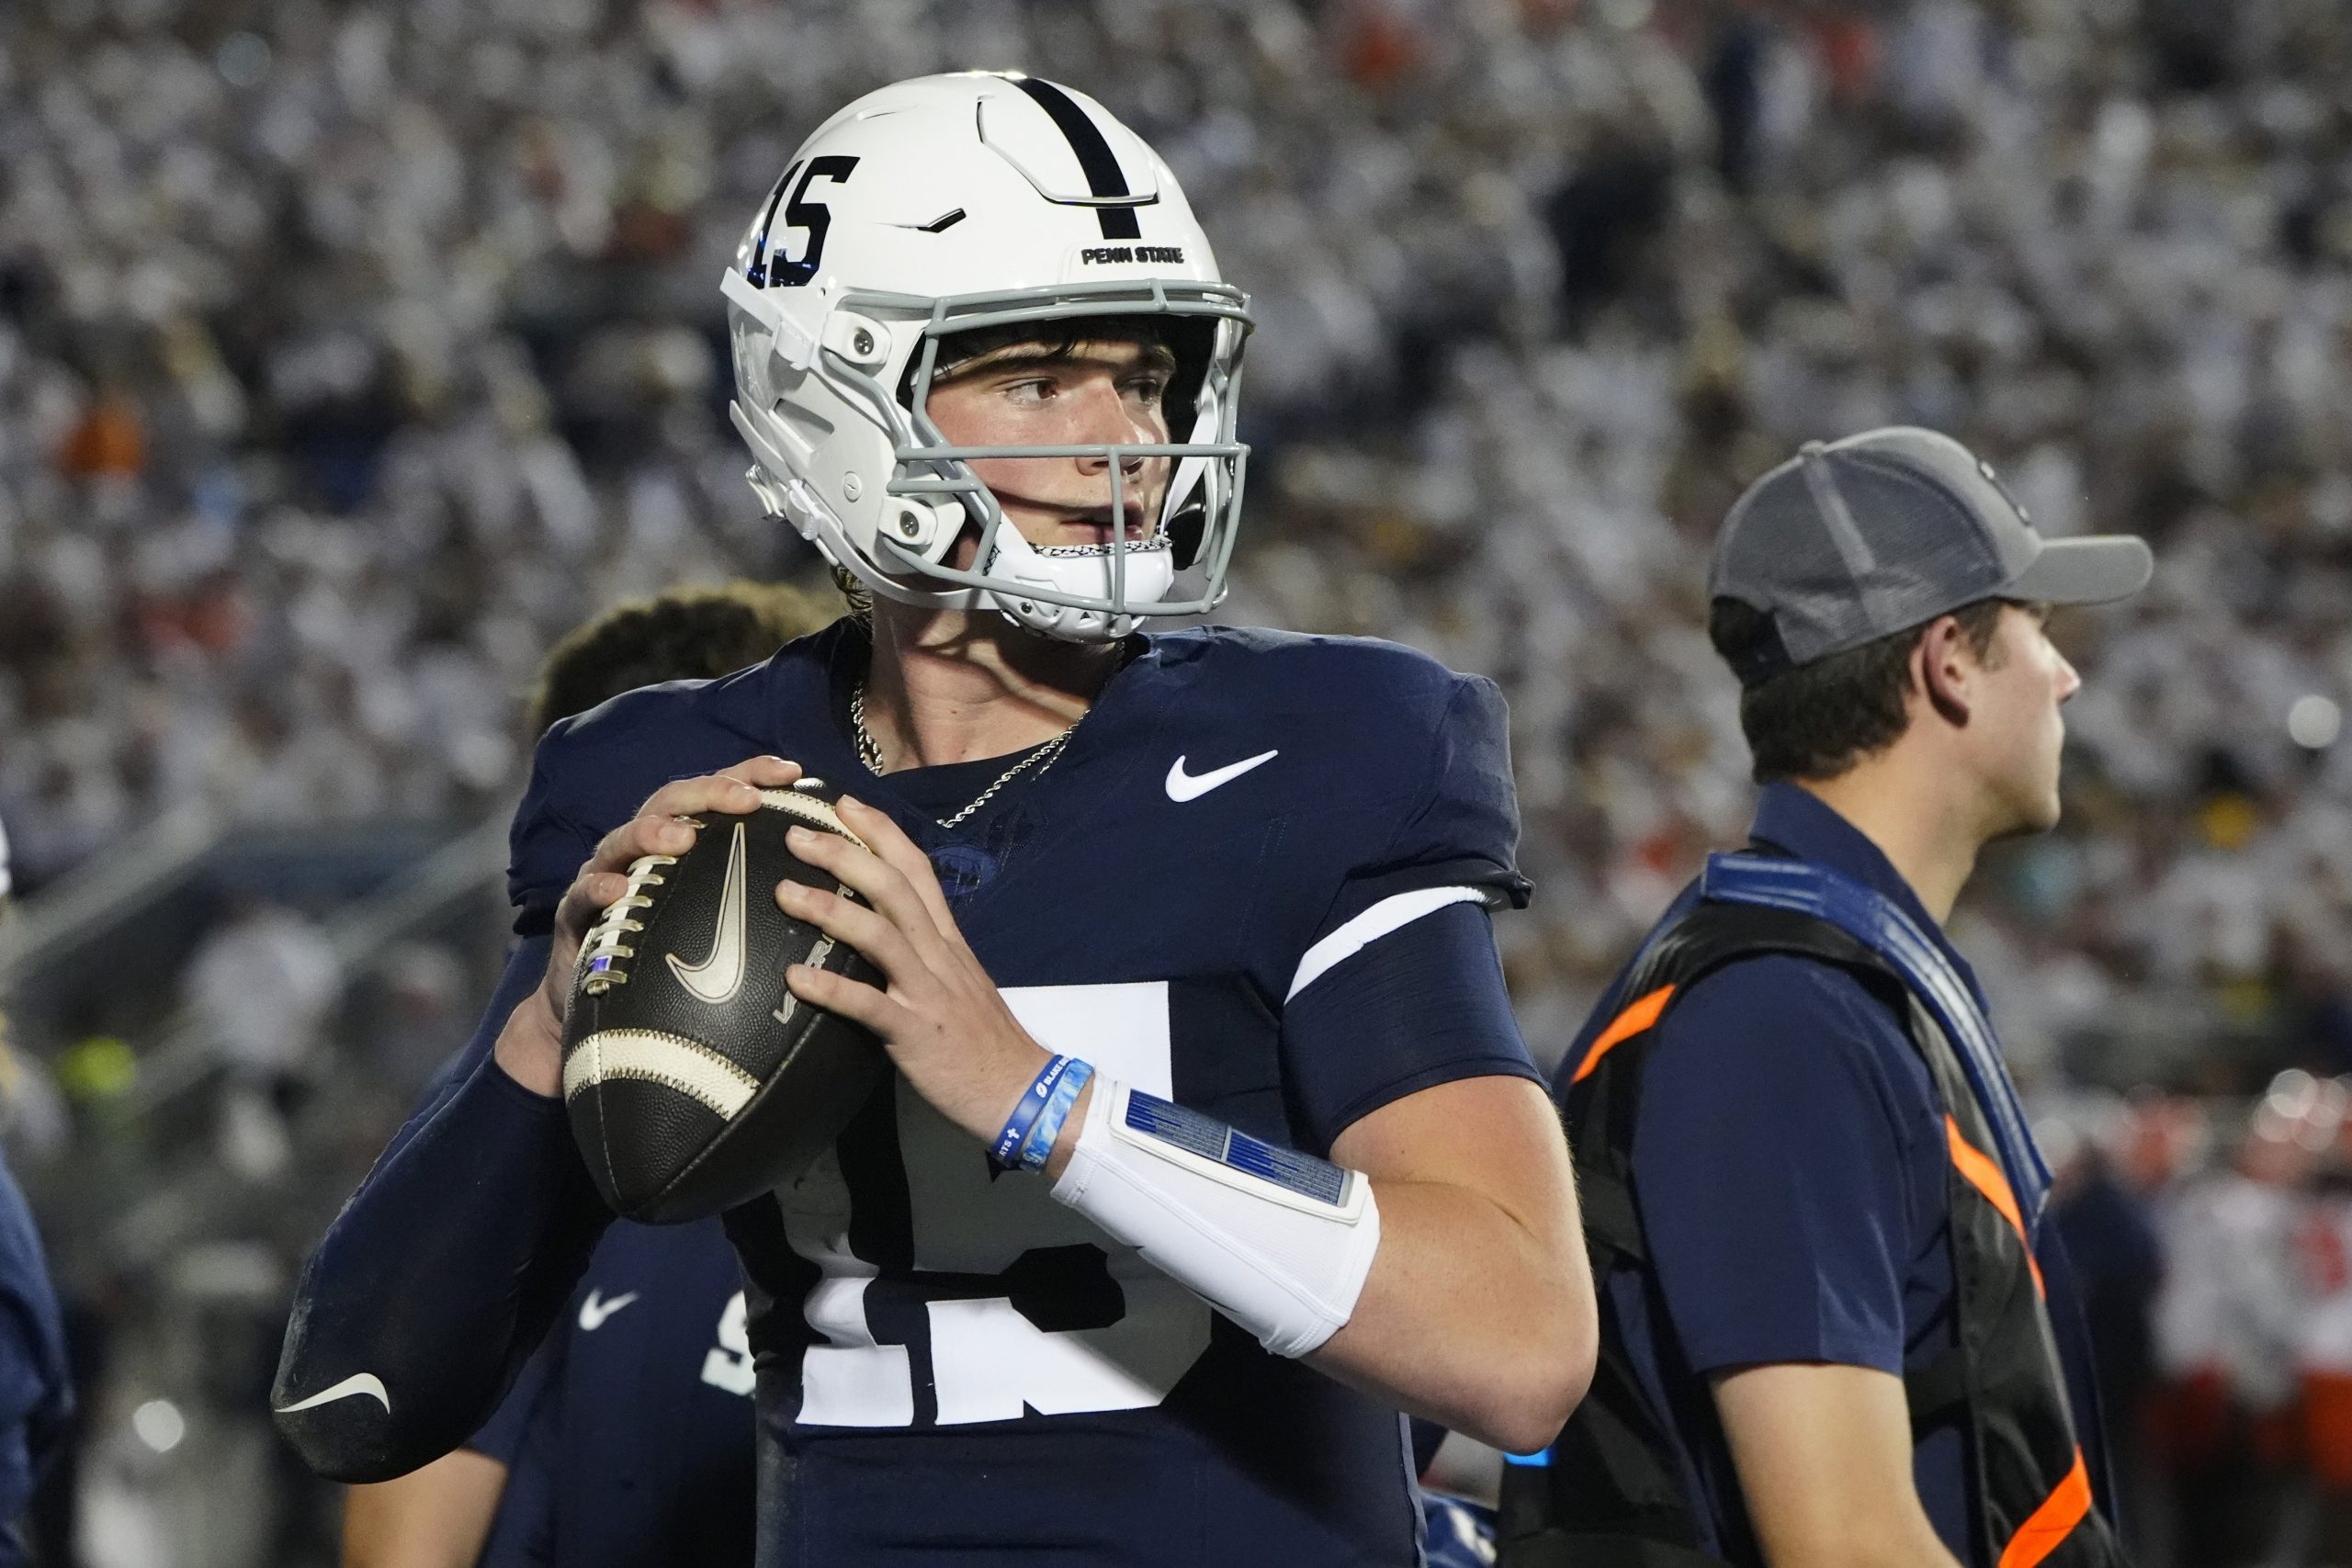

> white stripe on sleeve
[1284,886,1487,1003]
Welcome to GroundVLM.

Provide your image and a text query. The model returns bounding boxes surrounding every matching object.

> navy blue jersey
[284,619,1538,1567]
[469,1220,753,1568]
[0,1155,66,1568]
[1419,1493,1496,1568]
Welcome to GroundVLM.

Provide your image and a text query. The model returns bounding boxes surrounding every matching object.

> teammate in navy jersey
[277,73,1594,1567]
[0,820,72,1568]
[469,1223,754,1568]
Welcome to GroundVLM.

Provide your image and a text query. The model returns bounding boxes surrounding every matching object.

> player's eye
[1125,373,1170,406]
[1001,377,1056,406]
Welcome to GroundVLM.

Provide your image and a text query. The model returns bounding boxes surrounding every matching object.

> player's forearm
[1313,1176,1594,1454]
[274,1054,610,1483]
[341,1450,509,1568]
[491,983,563,1098]
[1044,1070,1594,1454]
[1715,1363,1966,1568]
[1749,1508,1964,1568]
[1795,1537,1962,1568]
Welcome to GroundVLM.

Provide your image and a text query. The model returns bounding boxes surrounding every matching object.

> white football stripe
[759,788,868,850]
[565,1029,762,1119]
[1284,886,1488,1002]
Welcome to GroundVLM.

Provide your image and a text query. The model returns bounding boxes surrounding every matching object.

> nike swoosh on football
[579,1290,640,1332]
[274,1373,391,1416]
[668,821,749,1005]
[1165,750,1279,803]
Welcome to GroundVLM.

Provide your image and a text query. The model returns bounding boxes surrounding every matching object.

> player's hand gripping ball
[561,777,888,1223]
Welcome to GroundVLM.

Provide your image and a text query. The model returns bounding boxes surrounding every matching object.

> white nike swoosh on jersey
[1164,750,1279,803]
[668,820,748,1005]
[579,1290,640,1332]
[274,1373,391,1416]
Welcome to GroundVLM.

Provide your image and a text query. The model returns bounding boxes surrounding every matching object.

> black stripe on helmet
[1009,76,1144,241]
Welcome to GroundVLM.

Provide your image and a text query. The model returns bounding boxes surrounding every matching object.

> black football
[560,777,888,1223]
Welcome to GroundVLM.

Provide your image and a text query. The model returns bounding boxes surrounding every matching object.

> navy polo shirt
[1577,784,2106,1567]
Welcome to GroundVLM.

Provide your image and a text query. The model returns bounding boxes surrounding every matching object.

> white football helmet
[723,73,1252,642]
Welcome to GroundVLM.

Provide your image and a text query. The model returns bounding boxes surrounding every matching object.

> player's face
[923,337,1176,557]
[1969,604,2080,839]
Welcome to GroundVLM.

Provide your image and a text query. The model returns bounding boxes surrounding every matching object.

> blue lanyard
[1699,853,2052,1233]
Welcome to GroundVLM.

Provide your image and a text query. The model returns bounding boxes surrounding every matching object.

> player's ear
[1917,616,1973,728]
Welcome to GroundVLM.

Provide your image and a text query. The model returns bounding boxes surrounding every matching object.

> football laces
[577,848,681,996]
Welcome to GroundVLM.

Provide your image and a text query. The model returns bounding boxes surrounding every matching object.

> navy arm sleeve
[0,1163,68,1568]
[1281,674,1540,1154]
[272,937,613,1483]
[1282,901,1540,1154]
[1632,957,1937,1375]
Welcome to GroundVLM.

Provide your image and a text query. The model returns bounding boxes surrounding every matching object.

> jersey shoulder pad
[1163,626,1494,790]
[1160,628,1530,932]
[1165,626,1467,728]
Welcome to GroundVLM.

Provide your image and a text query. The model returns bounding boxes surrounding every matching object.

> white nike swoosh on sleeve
[1164,749,1279,802]
[274,1372,391,1416]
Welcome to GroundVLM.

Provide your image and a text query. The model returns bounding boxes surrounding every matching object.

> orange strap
[1950,1117,2086,1562]
[1996,1448,2093,1568]
[1944,1116,2045,1296]
[1570,986,1676,1085]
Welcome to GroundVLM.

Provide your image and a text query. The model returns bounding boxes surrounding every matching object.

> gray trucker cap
[1708,426,2153,686]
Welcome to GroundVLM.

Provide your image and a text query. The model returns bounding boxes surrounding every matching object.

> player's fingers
[636,764,779,824]
[731,754,806,787]
[834,796,962,939]
[775,879,931,988]
[785,825,950,954]
[784,962,912,1040]
[587,811,701,877]
[553,867,633,943]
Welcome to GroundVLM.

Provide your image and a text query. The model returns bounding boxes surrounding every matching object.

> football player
[277,73,1594,1566]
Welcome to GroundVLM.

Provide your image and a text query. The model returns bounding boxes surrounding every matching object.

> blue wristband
[1016,1058,1093,1172]
[991,1055,1083,1170]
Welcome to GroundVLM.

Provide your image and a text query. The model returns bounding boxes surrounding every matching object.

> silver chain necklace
[850,679,1077,831]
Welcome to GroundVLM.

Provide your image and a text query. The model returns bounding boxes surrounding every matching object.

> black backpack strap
[1905,1346,1974,1436]
[1506,901,1907,1568]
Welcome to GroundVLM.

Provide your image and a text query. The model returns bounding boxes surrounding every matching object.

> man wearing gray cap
[1500,428,2148,1568]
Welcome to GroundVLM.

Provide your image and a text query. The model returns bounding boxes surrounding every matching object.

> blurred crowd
[9,0,2352,1560]
[2070,1069,2352,1564]
[7,0,2352,1091]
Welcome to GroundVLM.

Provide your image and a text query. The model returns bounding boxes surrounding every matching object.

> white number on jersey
[788,982,1214,1427]
[700,1291,757,1396]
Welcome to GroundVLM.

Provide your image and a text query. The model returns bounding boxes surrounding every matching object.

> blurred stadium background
[2,0,2348,1562]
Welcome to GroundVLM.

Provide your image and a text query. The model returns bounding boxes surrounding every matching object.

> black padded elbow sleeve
[273,946,610,1481]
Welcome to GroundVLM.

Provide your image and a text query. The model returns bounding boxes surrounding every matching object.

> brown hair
[1710,598,2009,784]
[530,579,840,735]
